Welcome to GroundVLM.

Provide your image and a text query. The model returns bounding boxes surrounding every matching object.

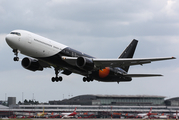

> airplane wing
[93,57,175,68]
[62,56,175,69]
[123,74,163,77]
[38,60,52,68]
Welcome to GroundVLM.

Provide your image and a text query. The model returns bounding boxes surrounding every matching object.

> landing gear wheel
[13,49,19,61]
[55,77,59,82]
[13,57,19,61]
[83,77,93,82]
[58,76,63,81]
[55,77,62,82]
[51,77,55,82]
[83,77,87,82]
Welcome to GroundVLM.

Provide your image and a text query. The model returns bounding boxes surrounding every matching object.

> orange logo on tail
[99,67,110,78]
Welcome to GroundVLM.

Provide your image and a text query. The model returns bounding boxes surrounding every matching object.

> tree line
[18,99,39,105]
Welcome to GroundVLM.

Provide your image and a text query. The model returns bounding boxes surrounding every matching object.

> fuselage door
[28,34,32,44]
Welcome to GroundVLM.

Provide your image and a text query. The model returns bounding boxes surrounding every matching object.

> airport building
[8,97,16,106]
[165,97,179,106]
[0,95,179,118]
[49,95,165,106]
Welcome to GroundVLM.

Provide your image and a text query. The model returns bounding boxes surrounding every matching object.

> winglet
[172,57,176,59]
[124,74,163,77]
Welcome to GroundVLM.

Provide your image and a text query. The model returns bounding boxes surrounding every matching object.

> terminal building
[0,94,179,118]
[165,97,179,106]
[49,95,165,106]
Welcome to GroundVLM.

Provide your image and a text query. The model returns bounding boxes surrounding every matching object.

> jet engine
[21,57,43,71]
[76,57,94,71]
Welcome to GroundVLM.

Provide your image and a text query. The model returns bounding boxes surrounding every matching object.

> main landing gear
[13,49,19,61]
[51,68,63,82]
[83,76,93,82]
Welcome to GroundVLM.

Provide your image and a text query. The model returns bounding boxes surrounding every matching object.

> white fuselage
[138,113,148,118]
[6,30,67,58]
[158,115,168,119]
[61,112,76,118]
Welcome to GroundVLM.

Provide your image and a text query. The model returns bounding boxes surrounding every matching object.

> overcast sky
[0,0,179,103]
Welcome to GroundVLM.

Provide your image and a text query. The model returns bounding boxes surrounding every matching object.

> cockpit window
[10,32,21,36]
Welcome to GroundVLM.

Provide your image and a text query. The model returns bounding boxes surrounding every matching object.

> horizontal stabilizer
[124,74,163,77]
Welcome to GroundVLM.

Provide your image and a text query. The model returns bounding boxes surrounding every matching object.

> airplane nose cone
[5,34,18,49]
[5,34,13,45]
[5,34,11,44]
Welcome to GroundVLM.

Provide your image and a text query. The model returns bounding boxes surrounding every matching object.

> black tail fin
[118,39,138,72]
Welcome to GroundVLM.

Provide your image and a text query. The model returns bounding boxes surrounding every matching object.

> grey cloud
[0,0,178,38]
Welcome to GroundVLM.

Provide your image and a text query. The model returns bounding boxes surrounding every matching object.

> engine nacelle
[21,57,43,71]
[76,57,94,71]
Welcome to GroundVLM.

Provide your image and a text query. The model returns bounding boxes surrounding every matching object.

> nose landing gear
[13,49,19,61]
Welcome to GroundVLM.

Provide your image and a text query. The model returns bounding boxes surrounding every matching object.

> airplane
[37,107,47,117]
[5,30,176,83]
[125,113,136,118]
[173,110,179,119]
[48,112,60,118]
[79,111,96,119]
[158,113,169,119]
[60,107,77,119]
[137,107,153,119]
